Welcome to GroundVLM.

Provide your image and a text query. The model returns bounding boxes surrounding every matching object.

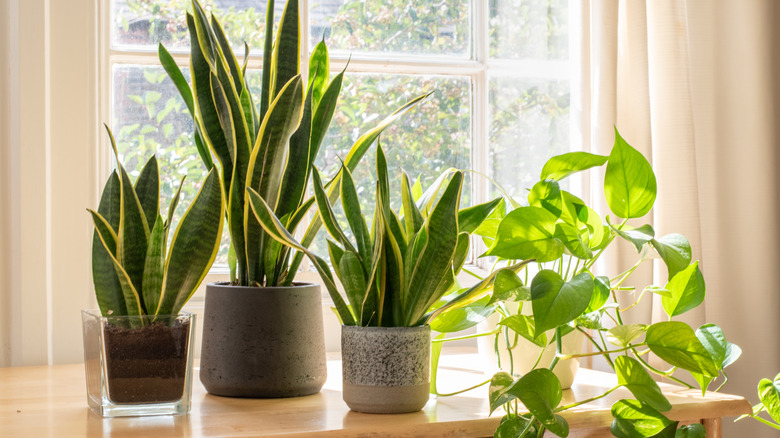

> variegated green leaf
[157,169,224,315]
[134,155,159,231]
[142,215,166,315]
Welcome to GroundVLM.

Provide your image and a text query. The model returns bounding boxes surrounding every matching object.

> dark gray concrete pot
[341,325,431,413]
[199,282,326,398]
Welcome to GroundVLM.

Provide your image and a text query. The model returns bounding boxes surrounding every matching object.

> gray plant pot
[341,325,431,414]
[199,282,326,398]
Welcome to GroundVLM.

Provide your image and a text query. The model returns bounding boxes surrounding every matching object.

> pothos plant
[432,127,744,438]
[89,127,223,322]
[159,0,428,287]
[248,143,525,327]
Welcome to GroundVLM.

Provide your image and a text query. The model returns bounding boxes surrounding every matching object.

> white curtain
[578,0,780,436]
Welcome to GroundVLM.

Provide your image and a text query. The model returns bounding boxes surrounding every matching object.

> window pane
[489,0,568,60]
[489,76,570,198]
[310,1,470,57]
[310,73,471,256]
[112,64,231,264]
[112,0,281,52]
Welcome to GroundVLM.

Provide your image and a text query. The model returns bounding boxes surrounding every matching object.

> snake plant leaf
[339,251,368,324]
[88,210,143,316]
[379,192,406,326]
[158,43,194,114]
[142,215,166,315]
[604,127,657,219]
[88,204,126,316]
[277,69,315,219]
[244,75,304,282]
[651,233,692,281]
[499,314,547,347]
[159,41,213,168]
[429,294,494,333]
[457,197,502,234]
[645,321,719,377]
[134,155,160,231]
[662,261,705,318]
[239,88,256,147]
[259,0,274,119]
[404,172,462,325]
[247,187,355,325]
[610,399,677,438]
[401,171,425,237]
[190,1,219,66]
[424,260,533,324]
[416,168,458,216]
[363,208,387,325]
[209,14,243,93]
[165,176,185,233]
[540,151,608,181]
[312,169,358,255]
[307,67,343,173]
[484,206,563,262]
[417,268,456,324]
[308,41,329,109]
[531,270,593,336]
[452,232,470,275]
[186,13,230,177]
[91,172,124,316]
[509,369,568,437]
[286,92,431,283]
[116,157,149,296]
[271,0,299,99]
[248,75,303,210]
[615,356,672,412]
[156,169,224,315]
[339,166,371,265]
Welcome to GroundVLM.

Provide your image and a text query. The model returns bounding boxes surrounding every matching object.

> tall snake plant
[89,127,224,320]
[159,0,428,287]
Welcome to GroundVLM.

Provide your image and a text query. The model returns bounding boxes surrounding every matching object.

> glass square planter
[81,310,196,417]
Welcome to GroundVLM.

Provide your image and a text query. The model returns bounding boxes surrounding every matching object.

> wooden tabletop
[0,352,751,437]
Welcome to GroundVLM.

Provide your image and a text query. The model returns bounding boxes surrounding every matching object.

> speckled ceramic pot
[341,325,431,414]
[200,282,327,398]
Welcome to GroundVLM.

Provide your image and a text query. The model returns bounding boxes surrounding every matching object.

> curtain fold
[581,1,780,435]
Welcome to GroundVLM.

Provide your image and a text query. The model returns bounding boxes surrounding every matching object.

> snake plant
[89,127,224,319]
[159,0,428,287]
[248,144,528,327]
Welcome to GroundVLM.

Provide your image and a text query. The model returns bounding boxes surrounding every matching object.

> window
[106,0,573,273]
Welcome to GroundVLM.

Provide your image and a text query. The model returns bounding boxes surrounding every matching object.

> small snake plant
[89,127,224,319]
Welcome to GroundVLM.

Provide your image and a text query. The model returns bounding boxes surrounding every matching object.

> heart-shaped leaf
[607,324,647,347]
[484,206,564,262]
[610,399,677,438]
[615,356,672,412]
[675,423,705,438]
[528,180,562,217]
[651,233,692,281]
[662,261,705,318]
[509,369,568,437]
[585,275,611,313]
[489,372,517,414]
[604,128,657,219]
[532,271,593,336]
[491,269,530,304]
[612,223,655,252]
[540,151,608,181]
[758,374,780,423]
[498,315,547,348]
[646,322,719,377]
